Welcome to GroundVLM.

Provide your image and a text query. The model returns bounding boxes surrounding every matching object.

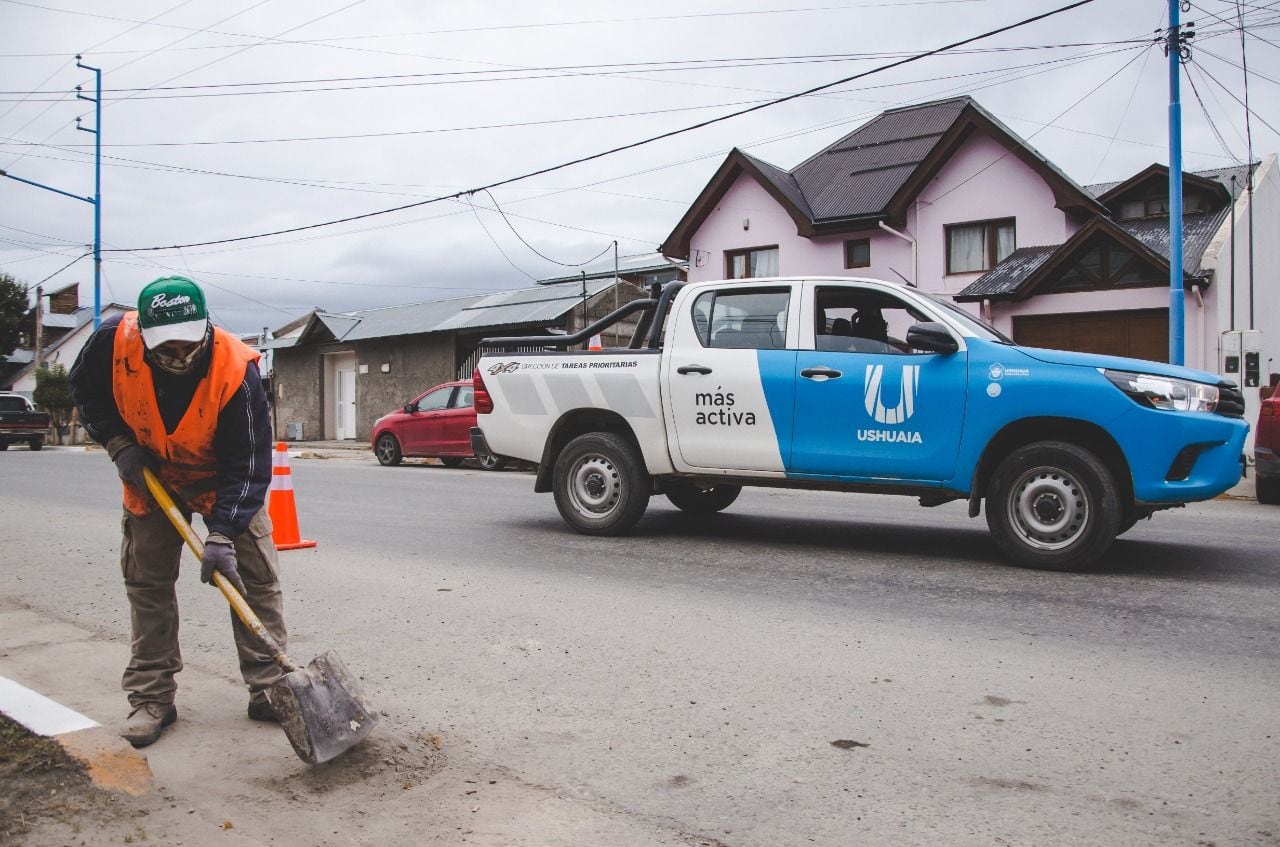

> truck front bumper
[1113,406,1250,504]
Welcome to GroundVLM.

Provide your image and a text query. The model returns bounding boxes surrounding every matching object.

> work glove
[200,533,246,595]
[106,436,156,491]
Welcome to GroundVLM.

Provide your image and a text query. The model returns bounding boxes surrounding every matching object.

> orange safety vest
[112,311,259,517]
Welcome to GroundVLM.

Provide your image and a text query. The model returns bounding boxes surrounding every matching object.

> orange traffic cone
[588,333,602,351]
[268,442,316,550]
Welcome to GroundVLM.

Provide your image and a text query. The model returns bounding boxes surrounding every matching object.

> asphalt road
[3,447,1278,846]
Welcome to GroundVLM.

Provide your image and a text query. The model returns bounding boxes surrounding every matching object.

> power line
[1193,58,1280,135]
[1186,62,1246,162]
[0,40,1156,98]
[463,194,540,283]
[101,0,1099,254]
[480,189,615,268]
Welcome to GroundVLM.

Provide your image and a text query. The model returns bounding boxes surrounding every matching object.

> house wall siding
[915,132,1075,295]
[686,174,913,283]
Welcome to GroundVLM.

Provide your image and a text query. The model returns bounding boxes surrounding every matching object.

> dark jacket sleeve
[68,314,132,447]
[207,360,273,539]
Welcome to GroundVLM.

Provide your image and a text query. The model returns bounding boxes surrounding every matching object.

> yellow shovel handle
[142,466,290,667]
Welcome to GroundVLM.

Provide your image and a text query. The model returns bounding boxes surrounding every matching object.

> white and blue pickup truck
[472,277,1248,570]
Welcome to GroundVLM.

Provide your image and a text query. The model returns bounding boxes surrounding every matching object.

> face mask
[149,332,209,375]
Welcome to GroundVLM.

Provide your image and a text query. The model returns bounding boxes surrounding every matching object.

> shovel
[142,467,378,765]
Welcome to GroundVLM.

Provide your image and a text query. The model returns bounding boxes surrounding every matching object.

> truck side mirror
[906,322,959,354]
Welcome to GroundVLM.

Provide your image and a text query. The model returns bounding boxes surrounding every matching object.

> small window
[452,386,474,408]
[692,288,790,350]
[725,246,779,279]
[844,238,871,269]
[416,386,453,411]
[945,218,1015,274]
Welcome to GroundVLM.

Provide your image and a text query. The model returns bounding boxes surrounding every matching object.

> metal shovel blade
[266,650,379,765]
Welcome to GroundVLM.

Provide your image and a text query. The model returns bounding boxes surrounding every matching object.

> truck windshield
[918,292,1012,344]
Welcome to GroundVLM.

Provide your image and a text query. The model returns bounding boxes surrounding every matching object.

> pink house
[660,96,1277,425]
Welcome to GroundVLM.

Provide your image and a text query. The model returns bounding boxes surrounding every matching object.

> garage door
[1012,309,1168,363]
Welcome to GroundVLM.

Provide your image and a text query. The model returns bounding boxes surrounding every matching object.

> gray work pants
[119,506,287,708]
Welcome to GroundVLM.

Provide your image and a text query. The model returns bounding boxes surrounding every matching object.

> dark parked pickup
[0,393,49,451]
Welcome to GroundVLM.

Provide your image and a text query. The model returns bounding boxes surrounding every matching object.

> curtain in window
[949,225,985,273]
[995,223,1015,264]
[749,248,779,277]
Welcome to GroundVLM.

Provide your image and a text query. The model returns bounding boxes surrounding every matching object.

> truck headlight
[1103,369,1219,413]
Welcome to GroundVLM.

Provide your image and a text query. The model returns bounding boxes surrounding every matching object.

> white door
[336,367,357,440]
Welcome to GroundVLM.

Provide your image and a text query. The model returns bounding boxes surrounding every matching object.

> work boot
[247,697,278,723]
[121,702,177,748]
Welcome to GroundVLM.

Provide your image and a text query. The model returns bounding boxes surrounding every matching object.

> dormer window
[1117,190,1206,220]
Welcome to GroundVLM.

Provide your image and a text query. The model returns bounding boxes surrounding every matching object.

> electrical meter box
[1221,330,1263,388]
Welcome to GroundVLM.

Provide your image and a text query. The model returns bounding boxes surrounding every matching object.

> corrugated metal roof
[790,99,970,222]
[537,251,682,285]
[299,279,620,344]
[1085,163,1258,198]
[1120,208,1230,277]
[957,246,1059,298]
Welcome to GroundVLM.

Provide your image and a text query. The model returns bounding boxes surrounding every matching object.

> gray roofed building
[271,277,650,443]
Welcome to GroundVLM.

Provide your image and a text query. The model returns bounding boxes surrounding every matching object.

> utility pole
[76,56,102,329]
[33,285,43,369]
[0,58,102,327]
[1165,2,1194,365]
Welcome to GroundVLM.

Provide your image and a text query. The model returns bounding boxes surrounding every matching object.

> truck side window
[814,287,928,355]
[692,288,790,350]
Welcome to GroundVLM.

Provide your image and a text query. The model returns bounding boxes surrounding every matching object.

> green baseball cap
[137,276,208,347]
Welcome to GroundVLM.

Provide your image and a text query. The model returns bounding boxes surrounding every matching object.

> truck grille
[1215,382,1245,418]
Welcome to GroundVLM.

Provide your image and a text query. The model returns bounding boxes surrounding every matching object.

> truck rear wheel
[986,441,1120,571]
[664,480,741,514]
[554,432,650,536]
[28,437,42,451]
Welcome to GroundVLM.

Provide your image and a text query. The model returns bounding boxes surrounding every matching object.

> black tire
[553,432,650,536]
[28,438,43,451]
[375,434,402,466]
[985,441,1121,571]
[0,440,8,451]
[1258,475,1280,506]
[439,456,465,468]
[664,479,741,514]
[476,452,506,471]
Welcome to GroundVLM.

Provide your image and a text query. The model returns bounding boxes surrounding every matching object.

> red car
[372,379,504,470]
[1256,392,1279,505]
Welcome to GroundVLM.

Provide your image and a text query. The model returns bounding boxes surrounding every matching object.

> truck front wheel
[665,480,741,514]
[28,437,43,451]
[986,441,1120,571]
[554,432,650,536]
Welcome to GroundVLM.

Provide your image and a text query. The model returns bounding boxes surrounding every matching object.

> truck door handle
[677,364,713,375]
[801,366,843,380]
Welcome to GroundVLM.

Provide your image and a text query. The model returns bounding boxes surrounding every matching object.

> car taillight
[1263,404,1276,417]
[472,368,494,414]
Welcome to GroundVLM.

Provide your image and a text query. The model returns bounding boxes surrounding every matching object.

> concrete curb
[0,675,152,797]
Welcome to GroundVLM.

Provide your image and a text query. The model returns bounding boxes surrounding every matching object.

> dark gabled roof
[1085,162,1258,200]
[661,96,1105,258]
[1089,163,1232,209]
[955,216,1202,303]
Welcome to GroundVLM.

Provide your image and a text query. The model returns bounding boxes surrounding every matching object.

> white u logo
[864,365,920,425]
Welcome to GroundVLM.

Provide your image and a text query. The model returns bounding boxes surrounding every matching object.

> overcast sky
[1,0,1276,333]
